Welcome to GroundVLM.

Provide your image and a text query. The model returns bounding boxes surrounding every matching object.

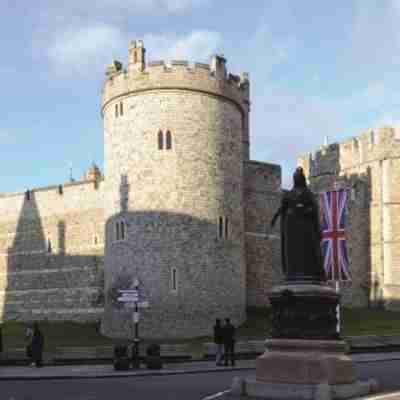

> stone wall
[298,126,400,309]
[244,160,282,307]
[102,83,247,338]
[0,179,105,322]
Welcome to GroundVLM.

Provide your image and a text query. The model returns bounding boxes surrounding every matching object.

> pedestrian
[213,318,224,366]
[0,325,3,354]
[31,322,44,368]
[223,317,235,366]
[25,323,34,366]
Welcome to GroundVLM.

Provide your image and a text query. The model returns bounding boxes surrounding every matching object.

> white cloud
[46,26,222,78]
[47,23,125,77]
[36,0,210,23]
[144,31,222,62]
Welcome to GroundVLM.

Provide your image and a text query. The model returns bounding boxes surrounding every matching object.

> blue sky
[1,0,399,191]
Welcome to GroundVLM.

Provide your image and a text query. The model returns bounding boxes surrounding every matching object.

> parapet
[101,40,250,116]
[298,126,400,178]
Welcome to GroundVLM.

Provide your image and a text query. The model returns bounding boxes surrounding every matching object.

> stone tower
[101,41,250,338]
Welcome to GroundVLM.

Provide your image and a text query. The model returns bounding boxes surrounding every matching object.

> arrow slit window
[115,220,127,241]
[171,267,178,292]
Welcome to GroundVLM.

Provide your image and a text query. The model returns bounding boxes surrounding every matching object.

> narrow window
[158,130,164,150]
[116,221,120,241]
[172,268,178,291]
[225,217,229,239]
[25,190,31,201]
[115,104,119,118]
[47,239,52,253]
[166,130,172,149]
[134,51,138,64]
[58,185,63,195]
[120,101,123,116]
[93,235,98,245]
[218,217,223,239]
[120,221,125,240]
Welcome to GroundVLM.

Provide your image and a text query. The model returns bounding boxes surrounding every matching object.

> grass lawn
[2,307,400,352]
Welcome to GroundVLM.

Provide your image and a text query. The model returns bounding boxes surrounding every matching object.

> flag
[319,189,351,281]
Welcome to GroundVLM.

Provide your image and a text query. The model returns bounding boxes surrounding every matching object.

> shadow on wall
[100,175,246,339]
[2,191,104,323]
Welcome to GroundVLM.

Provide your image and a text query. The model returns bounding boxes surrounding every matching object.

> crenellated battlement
[299,126,400,177]
[101,41,250,116]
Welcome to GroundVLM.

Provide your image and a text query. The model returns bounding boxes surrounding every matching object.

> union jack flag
[319,189,351,281]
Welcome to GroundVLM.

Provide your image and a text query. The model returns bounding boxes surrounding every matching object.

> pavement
[2,352,400,381]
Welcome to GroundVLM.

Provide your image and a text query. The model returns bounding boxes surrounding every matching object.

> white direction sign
[117,296,138,302]
[125,301,149,308]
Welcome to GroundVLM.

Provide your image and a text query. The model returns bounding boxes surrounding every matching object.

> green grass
[2,307,400,352]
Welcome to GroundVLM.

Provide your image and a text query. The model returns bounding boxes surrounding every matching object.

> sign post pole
[336,280,340,335]
[132,278,140,369]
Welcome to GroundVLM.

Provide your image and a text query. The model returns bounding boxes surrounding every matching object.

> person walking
[25,323,34,366]
[223,318,235,366]
[213,318,224,366]
[31,322,44,368]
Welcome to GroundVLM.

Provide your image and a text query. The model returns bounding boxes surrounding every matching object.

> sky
[1,0,399,191]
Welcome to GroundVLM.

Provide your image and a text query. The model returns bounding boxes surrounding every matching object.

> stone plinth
[269,283,339,340]
[231,339,379,399]
[256,339,355,385]
[231,282,380,399]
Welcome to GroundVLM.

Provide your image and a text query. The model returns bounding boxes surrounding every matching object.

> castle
[0,41,282,338]
[2,41,397,339]
[299,126,400,310]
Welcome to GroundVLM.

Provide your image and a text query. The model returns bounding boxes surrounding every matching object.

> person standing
[31,322,44,368]
[213,318,224,366]
[0,325,3,355]
[223,318,235,366]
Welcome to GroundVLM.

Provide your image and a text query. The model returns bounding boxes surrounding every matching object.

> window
[120,101,123,116]
[166,130,172,149]
[171,267,178,292]
[58,185,63,195]
[47,239,52,253]
[25,190,31,201]
[115,220,126,241]
[158,130,164,150]
[218,217,223,239]
[116,221,120,241]
[224,217,229,239]
[120,221,125,240]
[115,104,119,118]
[93,235,99,245]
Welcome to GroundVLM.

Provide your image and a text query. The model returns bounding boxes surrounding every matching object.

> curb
[0,366,255,381]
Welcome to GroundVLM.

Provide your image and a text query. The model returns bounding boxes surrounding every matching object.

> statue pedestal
[231,283,379,399]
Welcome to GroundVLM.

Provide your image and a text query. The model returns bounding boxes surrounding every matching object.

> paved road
[2,360,400,400]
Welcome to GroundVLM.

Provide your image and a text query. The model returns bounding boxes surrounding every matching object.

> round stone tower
[101,40,250,338]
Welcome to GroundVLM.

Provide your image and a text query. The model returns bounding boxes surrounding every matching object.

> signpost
[117,279,149,369]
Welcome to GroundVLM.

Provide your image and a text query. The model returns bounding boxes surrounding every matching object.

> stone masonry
[298,126,400,309]
[0,40,282,338]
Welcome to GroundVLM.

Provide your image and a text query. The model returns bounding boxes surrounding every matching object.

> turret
[128,40,146,73]
[210,54,227,79]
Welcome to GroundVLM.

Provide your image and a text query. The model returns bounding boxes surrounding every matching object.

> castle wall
[244,161,282,307]
[298,126,400,309]
[0,180,105,322]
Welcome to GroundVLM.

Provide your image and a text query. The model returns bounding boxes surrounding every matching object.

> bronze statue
[271,167,325,282]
